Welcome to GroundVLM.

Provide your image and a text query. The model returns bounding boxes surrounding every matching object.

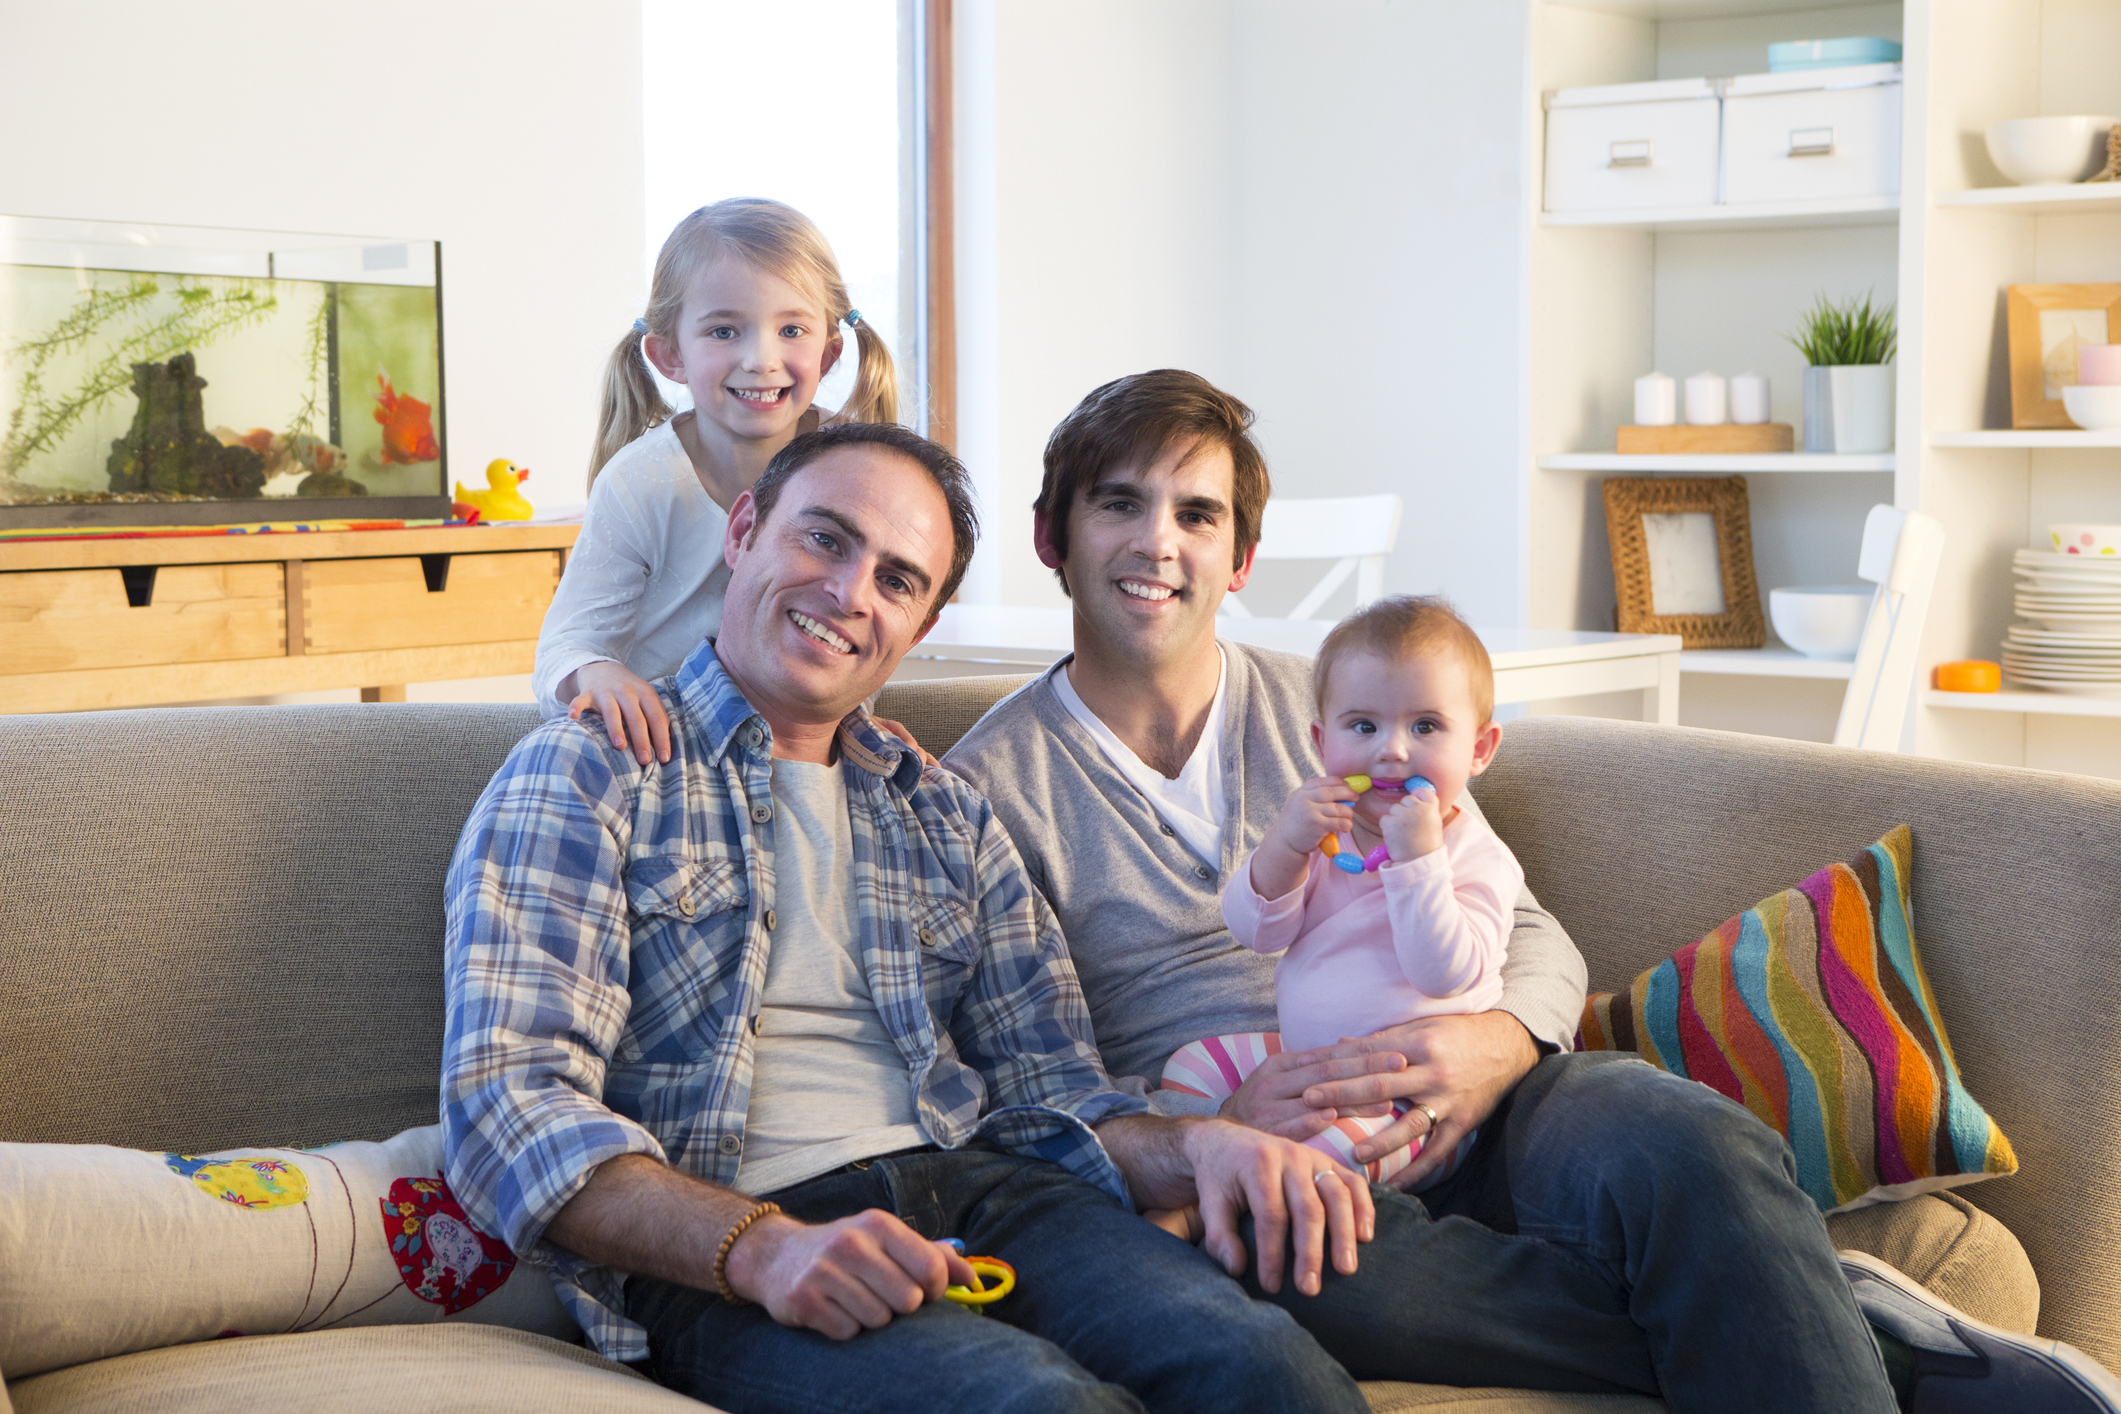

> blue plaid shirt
[441,641,1149,1359]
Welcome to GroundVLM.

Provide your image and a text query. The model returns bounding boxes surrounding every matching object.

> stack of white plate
[2006,550,2121,695]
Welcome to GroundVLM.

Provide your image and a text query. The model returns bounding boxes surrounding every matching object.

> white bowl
[1985,116,2118,185]
[2063,385,2121,431]
[1770,585,1873,660]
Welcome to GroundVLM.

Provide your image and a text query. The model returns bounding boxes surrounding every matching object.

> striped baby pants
[1161,1032,1420,1184]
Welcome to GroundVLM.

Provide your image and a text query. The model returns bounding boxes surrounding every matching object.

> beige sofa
[2,675,2113,1412]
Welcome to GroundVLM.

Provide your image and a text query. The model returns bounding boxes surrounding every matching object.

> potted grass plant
[1788,292,1897,454]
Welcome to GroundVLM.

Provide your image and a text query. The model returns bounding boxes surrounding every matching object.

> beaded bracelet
[713,1200,782,1305]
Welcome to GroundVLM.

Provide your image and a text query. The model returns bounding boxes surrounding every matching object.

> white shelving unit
[1526,0,2121,777]
[1934,184,2121,216]
[1928,430,2121,449]
[1538,452,1896,472]
[1540,194,1899,231]
[1926,689,2121,718]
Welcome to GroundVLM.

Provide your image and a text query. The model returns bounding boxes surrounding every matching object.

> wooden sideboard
[0,524,579,713]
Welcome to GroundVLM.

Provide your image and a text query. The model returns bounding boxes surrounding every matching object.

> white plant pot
[1803,365,1895,453]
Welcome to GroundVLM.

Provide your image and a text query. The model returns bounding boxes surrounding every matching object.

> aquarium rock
[106,354,266,499]
[297,469,368,497]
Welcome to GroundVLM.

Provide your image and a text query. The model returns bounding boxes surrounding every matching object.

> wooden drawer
[0,563,286,674]
[301,550,561,654]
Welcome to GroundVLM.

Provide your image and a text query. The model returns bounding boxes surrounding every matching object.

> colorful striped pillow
[1577,825,2016,1214]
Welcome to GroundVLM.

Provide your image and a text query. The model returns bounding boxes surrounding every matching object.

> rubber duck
[453,460,535,521]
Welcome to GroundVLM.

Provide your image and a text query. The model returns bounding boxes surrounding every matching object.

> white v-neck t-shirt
[1050,648,1229,867]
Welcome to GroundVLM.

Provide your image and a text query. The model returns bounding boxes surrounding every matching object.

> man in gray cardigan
[945,370,2108,1414]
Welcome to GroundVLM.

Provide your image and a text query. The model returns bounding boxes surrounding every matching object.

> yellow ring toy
[943,1256,1016,1309]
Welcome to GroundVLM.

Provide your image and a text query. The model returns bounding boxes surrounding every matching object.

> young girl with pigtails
[533,198,905,763]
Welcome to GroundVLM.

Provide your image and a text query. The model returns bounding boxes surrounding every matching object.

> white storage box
[1545,78,1720,214]
[1721,64,1901,206]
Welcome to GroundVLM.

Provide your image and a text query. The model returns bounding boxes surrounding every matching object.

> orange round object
[1934,660,2001,692]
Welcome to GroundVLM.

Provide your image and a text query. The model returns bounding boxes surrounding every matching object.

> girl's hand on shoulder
[566,660,673,766]
[1380,782,1444,863]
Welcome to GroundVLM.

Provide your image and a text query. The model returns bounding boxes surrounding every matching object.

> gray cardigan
[945,642,1590,1104]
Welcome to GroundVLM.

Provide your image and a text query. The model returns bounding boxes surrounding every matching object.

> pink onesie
[1161,803,1524,1182]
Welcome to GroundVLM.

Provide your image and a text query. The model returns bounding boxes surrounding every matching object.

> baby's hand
[1268,776,1357,863]
[1253,776,1356,899]
[1381,781,1444,863]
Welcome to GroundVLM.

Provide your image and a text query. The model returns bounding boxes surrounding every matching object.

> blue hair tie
[632,318,647,335]
[843,309,863,328]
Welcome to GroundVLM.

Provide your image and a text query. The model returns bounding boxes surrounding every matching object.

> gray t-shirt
[733,757,927,1195]
[944,642,1589,1108]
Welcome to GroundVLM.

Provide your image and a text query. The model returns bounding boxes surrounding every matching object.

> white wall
[957,0,1243,609]
[0,0,647,518]
[955,0,1531,627]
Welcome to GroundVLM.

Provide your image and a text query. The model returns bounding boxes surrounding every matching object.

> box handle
[1788,127,1836,158]
[1608,140,1652,168]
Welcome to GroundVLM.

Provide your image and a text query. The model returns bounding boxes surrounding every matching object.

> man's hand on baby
[1380,782,1444,862]
[1219,1044,1410,1140]
[1323,1012,1542,1190]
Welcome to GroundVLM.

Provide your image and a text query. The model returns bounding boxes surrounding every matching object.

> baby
[1157,595,1524,1222]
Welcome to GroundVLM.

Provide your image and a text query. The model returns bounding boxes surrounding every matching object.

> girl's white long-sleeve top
[532,420,732,718]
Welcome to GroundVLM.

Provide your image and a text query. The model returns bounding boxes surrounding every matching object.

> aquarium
[0,215,448,527]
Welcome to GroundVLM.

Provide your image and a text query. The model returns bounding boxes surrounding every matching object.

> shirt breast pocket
[912,893,983,981]
[619,855,748,1064]
[625,855,746,925]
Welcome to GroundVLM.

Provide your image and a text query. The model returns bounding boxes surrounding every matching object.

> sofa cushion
[1359,1391,1659,1412]
[0,1126,571,1379]
[5,1325,701,1414]
[1577,826,2016,1214]
[1828,1191,2040,1336]
[0,704,543,1156]
[876,672,1033,759]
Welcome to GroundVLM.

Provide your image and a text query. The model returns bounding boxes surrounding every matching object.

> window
[640,0,951,441]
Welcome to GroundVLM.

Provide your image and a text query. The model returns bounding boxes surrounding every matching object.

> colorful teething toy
[1317,775,1437,873]
[941,1252,1017,1312]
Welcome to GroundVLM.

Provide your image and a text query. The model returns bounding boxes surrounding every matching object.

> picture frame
[1601,476,1766,649]
[2006,284,2121,429]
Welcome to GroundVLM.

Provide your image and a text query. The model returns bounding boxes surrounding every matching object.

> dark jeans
[1243,1051,1900,1414]
[626,1146,1369,1414]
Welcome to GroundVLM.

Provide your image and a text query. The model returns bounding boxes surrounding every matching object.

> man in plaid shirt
[441,423,1376,1413]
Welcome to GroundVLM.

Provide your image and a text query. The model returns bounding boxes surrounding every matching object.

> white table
[907,606,1684,724]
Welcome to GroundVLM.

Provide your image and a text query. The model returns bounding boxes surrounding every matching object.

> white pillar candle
[1634,371,1677,426]
[1729,372,1771,424]
[1685,371,1728,426]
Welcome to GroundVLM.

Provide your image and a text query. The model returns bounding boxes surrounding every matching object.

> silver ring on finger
[1413,1101,1440,1136]
[1314,1168,1342,1186]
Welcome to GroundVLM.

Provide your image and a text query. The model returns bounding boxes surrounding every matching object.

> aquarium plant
[1,277,283,481]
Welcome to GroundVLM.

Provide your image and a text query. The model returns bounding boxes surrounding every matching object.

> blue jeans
[1243,1052,1900,1414]
[625,1146,1369,1414]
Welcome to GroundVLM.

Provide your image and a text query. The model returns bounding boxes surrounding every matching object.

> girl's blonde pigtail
[835,319,900,427]
[588,328,672,491]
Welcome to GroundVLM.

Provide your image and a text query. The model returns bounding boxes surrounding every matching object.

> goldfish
[372,373,440,465]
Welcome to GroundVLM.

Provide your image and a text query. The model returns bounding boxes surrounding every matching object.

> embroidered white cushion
[0,1124,574,1378]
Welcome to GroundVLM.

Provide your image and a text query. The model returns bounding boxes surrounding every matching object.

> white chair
[1833,504,1946,751]
[1220,493,1406,620]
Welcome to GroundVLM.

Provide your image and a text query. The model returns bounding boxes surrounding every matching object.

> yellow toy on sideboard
[453,460,535,522]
